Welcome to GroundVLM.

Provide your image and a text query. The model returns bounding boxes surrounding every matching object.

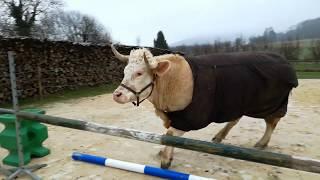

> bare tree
[32,10,59,39]
[0,8,15,36]
[213,40,222,53]
[279,40,300,60]
[54,11,82,41]
[263,27,277,43]
[223,41,232,52]
[234,36,245,52]
[0,0,62,36]
[51,11,111,43]
[81,15,111,43]
[311,40,320,60]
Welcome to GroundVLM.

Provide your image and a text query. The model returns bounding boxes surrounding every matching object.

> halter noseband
[120,75,156,106]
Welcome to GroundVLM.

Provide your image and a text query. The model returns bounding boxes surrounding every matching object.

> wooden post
[37,64,43,99]
[0,108,320,174]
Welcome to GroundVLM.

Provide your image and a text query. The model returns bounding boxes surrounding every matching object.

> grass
[1,84,117,109]
[297,71,320,79]
[292,62,320,70]
[290,62,320,79]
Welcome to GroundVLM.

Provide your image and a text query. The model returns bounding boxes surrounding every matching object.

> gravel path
[1,79,320,180]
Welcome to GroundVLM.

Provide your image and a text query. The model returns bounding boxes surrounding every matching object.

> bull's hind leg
[254,117,281,149]
[159,127,185,169]
[212,118,240,143]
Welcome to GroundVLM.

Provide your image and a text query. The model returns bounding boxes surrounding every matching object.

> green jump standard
[0,109,50,167]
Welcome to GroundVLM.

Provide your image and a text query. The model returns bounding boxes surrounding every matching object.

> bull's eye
[136,72,143,77]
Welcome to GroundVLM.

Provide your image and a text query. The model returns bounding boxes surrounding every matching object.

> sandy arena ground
[1,79,320,180]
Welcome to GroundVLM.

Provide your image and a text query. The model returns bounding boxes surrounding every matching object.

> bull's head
[111,44,170,105]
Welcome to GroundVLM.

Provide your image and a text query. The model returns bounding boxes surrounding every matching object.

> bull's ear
[155,60,171,76]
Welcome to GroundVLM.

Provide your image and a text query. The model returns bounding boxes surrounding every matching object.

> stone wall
[0,37,177,104]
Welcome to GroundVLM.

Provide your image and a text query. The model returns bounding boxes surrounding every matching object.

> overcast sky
[66,0,320,46]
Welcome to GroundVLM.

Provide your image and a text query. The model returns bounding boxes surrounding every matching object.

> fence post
[37,64,43,99]
[0,52,46,180]
[8,51,25,168]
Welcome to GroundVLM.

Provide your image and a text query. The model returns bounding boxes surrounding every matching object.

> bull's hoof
[159,150,173,169]
[161,160,172,169]
[254,142,268,149]
[212,137,223,143]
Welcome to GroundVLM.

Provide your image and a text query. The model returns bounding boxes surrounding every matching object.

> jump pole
[72,152,213,180]
[1,108,320,174]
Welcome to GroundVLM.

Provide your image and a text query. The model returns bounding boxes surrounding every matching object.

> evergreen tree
[154,31,169,49]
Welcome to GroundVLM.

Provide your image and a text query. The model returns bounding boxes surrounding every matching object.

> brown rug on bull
[166,52,299,131]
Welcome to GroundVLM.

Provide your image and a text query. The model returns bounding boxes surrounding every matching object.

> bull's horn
[143,52,152,69]
[111,44,129,62]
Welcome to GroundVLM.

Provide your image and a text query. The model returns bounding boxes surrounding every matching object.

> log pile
[0,37,178,104]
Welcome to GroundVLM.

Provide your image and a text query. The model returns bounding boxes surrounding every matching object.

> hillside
[172,17,320,46]
[283,17,320,40]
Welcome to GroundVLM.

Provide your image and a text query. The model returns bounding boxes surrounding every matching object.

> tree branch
[28,0,41,25]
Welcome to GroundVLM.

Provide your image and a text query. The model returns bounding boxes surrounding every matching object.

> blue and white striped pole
[72,152,214,180]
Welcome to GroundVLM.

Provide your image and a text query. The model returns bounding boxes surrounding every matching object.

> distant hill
[280,17,320,40]
[171,17,320,46]
[171,33,253,47]
[171,33,245,46]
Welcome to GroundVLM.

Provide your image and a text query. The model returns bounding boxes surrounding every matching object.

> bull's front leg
[159,127,185,169]
[155,109,171,129]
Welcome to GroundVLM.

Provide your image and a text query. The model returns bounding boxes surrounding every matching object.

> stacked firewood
[0,37,178,104]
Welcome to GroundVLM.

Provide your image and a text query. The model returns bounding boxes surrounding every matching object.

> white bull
[111,44,294,169]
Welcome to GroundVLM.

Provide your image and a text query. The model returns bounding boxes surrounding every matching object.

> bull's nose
[113,91,122,97]
[113,90,129,104]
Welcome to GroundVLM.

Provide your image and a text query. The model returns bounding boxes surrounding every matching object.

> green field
[270,39,319,60]
[293,62,320,70]
[297,71,320,79]
[291,61,320,79]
